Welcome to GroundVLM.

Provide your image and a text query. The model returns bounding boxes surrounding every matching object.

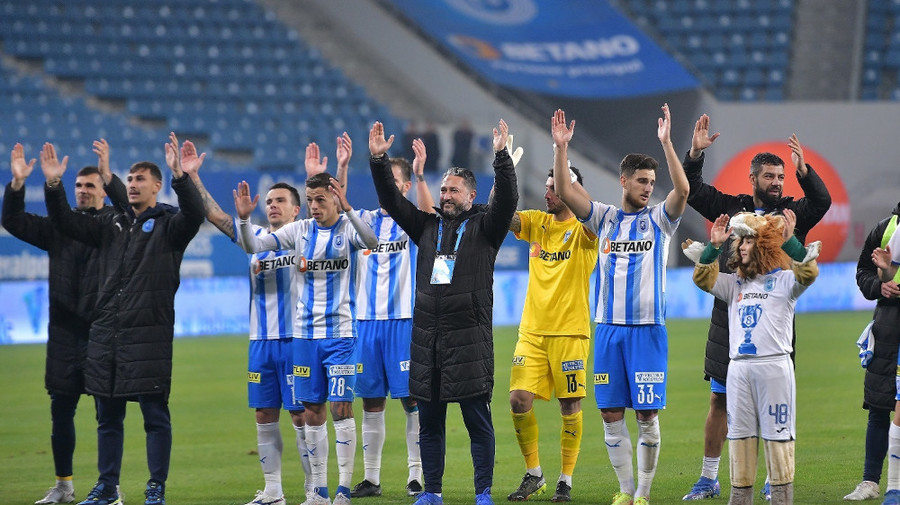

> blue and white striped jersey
[355,209,416,320]
[582,200,680,325]
[238,215,369,339]
[234,222,298,341]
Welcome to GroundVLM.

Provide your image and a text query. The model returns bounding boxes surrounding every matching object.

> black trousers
[418,390,495,495]
[50,392,81,478]
[95,394,171,487]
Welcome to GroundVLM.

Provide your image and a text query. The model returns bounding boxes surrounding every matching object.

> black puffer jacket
[370,149,517,402]
[1,183,113,395]
[684,151,832,382]
[856,203,900,411]
[45,174,204,398]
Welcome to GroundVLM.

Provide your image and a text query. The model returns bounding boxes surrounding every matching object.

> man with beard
[680,115,831,501]
[2,143,114,505]
[505,165,598,503]
[368,119,517,505]
[552,105,688,505]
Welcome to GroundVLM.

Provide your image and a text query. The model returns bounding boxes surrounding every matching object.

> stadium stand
[861,0,900,100]
[0,0,404,172]
[613,0,795,101]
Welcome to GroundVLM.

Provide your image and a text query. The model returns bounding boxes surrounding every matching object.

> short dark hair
[77,166,100,177]
[390,158,412,183]
[305,172,333,190]
[129,161,162,181]
[619,154,658,178]
[547,165,584,186]
[269,182,301,206]
[443,166,477,191]
[750,152,785,177]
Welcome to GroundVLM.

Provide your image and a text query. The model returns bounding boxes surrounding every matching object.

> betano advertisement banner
[388,0,699,98]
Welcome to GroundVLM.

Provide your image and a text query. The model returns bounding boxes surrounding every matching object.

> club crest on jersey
[635,372,665,383]
[142,218,155,232]
[594,373,609,384]
[765,276,776,292]
[328,364,356,376]
[247,372,261,383]
[638,217,649,234]
[563,230,572,243]
[512,355,526,366]
[293,366,311,377]
[334,234,345,249]
[561,359,584,372]
[399,360,410,372]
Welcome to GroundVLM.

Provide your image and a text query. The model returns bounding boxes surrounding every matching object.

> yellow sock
[560,410,583,476]
[512,409,540,469]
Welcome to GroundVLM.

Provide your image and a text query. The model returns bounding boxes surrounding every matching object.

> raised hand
[232,180,259,220]
[551,109,575,147]
[369,121,395,156]
[412,137,426,176]
[10,143,36,189]
[788,133,807,176]
[329,177,351,212]
[873,246,893,272]
[39,143,68,183]
[305,142,327,177]
[690,114,720,158]
[781,209,796,242]
[92,138,111,182]
[165,132,183,177]
[492,118,509,153]
[180,140,206,176]
[336,132,352,170]
[709,213,731,247]
[657,103,672,145]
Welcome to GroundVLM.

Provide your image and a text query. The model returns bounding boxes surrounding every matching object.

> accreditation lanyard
[431,218,468,285]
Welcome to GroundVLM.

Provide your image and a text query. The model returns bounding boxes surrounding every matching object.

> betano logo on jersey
[297,257,350,273]
[253,254,296,275]
[737,292,768,302]
[363,240,408,256]
[293,366,311,377]
[529,242,572,262]
[602,237,653,254]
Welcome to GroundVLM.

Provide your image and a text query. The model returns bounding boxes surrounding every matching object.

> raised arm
[692,214,730,292]
[482,119,518,244]
[176,135,235,239]
[233,180,284,253]
[41,143,106,247]
[2,144,55,250]
[93,139,128,212]
[159,134,204,249]
[551,109,592,220]
[412,137,436,213]
[328,176,378,249]
[659,103,689,220]
[688,113,720,161]
[787,134,832,241]
[335,132,351,191]
[368,121,431,243]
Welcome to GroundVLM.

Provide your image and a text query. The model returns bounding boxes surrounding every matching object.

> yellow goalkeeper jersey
[514,210,598,338]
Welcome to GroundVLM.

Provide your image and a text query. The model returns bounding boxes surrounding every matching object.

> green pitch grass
[0,311,875,504]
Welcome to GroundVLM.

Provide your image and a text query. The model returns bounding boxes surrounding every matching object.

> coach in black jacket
[680,116,831,497]
[368,121,517,504]
[1,145,114,503]
[848,203,900,495]
[42,138,204,505]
